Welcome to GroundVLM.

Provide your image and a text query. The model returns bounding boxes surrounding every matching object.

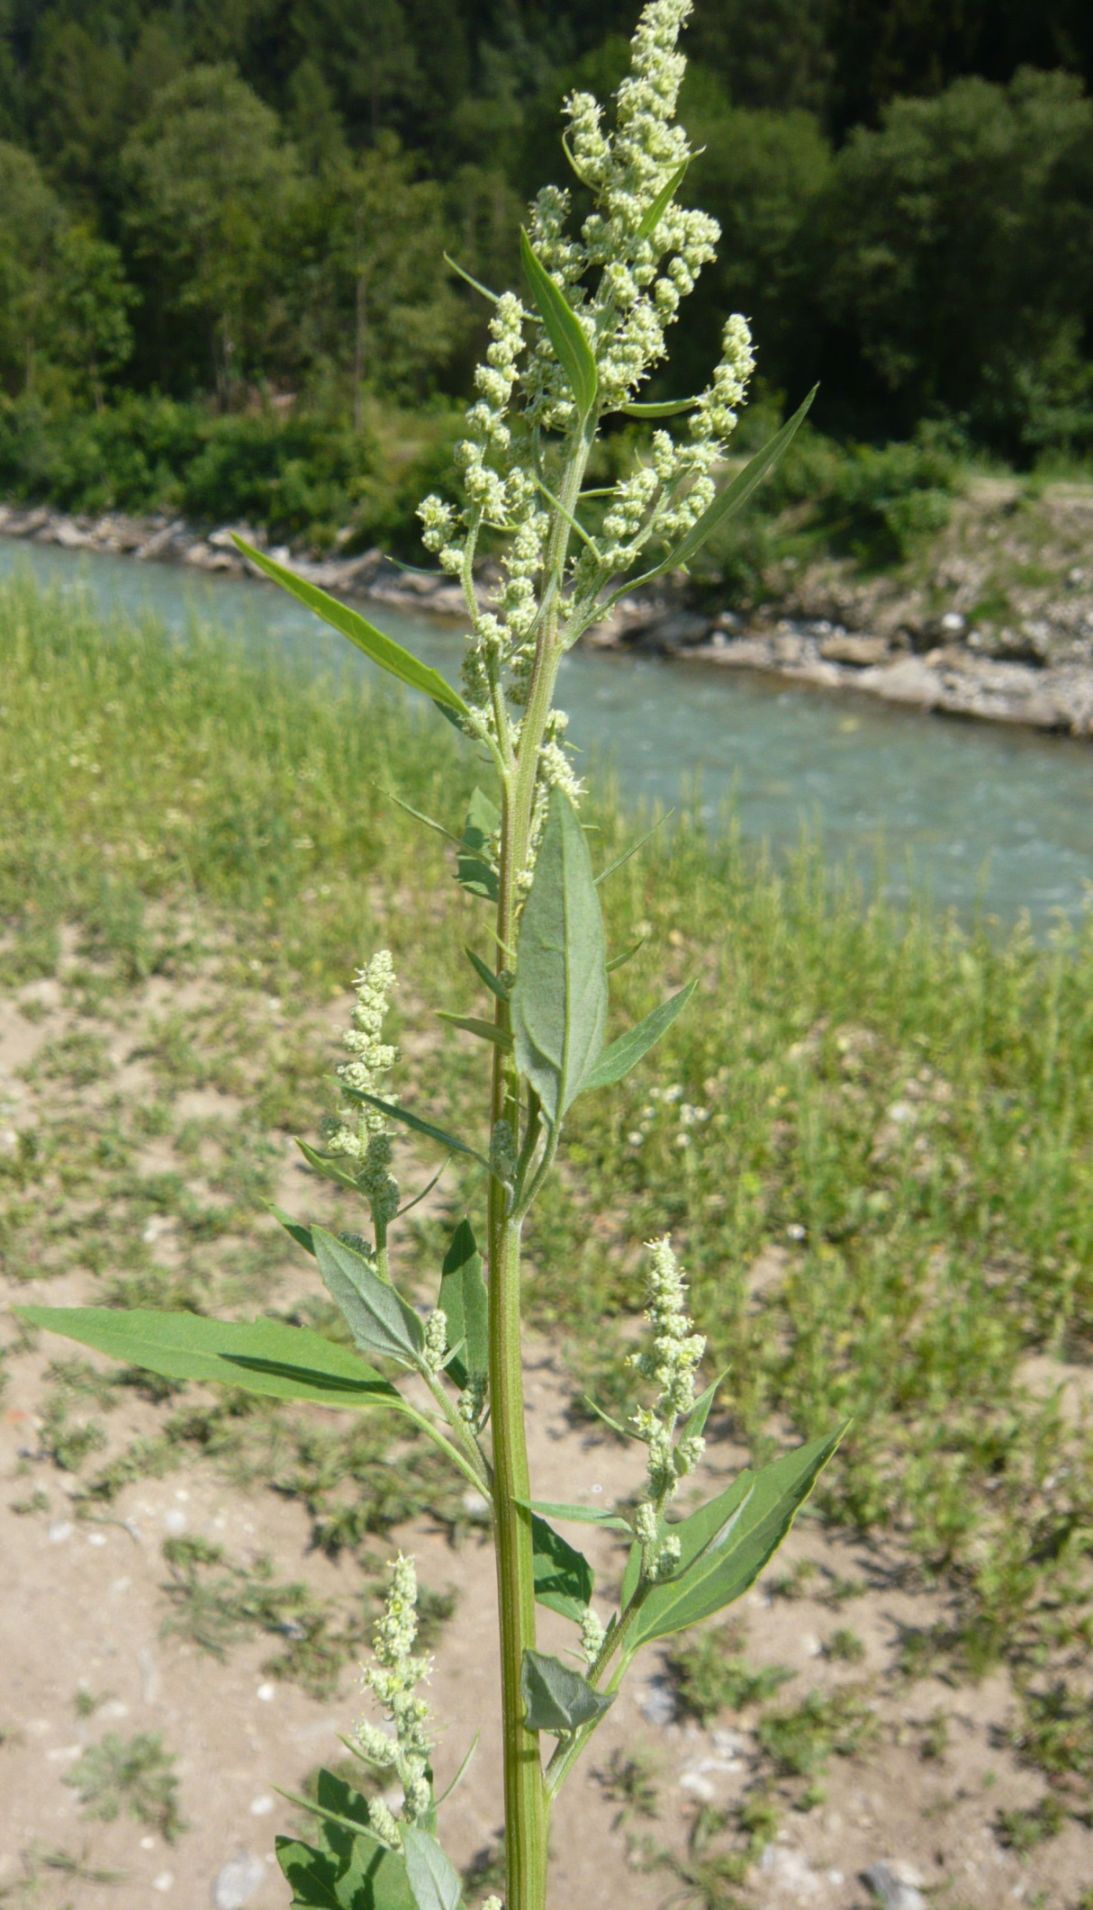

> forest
[1,0,1092,549]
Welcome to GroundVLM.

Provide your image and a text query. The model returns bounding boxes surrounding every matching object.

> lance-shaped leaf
[232,537,469,718]
[635,157,691,242]
[531,1512,594,1622]
[15,1307,406,1414]
[340,1087,492,1173]
[680,1367,729,1445]
[635,389,817,584]
[607,935,648,975]
[595,814,672,885]
[622,1426,846,1647]
[619,396,699,418]
[579,980,697,1095]
[518,1496,632,1535]
[312,1228,424,1366]
[401,1827,463,1910]
[296,1138,361,1191]
[438,1219,488,1390]
[511,787,608,1125]
[520,229,598,422]
[456,788,500,902]
[464,946,508,1001]
[521,1650,613,1734]
[437,1012,509,1050]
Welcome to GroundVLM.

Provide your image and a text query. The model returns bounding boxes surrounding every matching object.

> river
[3,536,1090,932]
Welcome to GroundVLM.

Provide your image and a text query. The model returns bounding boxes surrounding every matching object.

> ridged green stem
[487,425,594,1909]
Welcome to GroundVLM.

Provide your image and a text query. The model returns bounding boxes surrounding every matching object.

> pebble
[212,1853,267,1909]
[638,1676,676,1726]
[760,1845,821,1897]
[163,1507,187,1535]
[256,1682,276,1703]
[48,1520,74,1544]
[87,1531,108,1547]
[863,1861,927,1910]
[151,1873,174,1893]
[249,1795,275,1816]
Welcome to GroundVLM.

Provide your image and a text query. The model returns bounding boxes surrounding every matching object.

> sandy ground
[1,942,1089,1909]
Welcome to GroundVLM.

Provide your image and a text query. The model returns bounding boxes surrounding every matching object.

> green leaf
[520,229,598,422]
[681,1367,729,1445]
[511,787,608,1125]
[518,1497,632,1535]
[456,787,500,902]
[442,251,500,304]
[579,981,697,1094]
[521,1650,613,1735]
[15,1307,405,1414]
[276,1769,414,1909]
[231,537,469,718]
[401,1827,462,1910]
[618,397,698,419]
[340,1088,492,1173]
[269,1202,317,1257]
[312,1227,424,1367]
[623,1426,846,1647]
[595,814,672,885]
[296,1138,361,1191]
[606,935,648,974]
[641,388,817,581]
[437,1012,510,1050]
[635,157,691,242]
[531,1512,594,1622]
[581,1395,641,1441]
[464,946,509,1000]
[438,1219,488,1391]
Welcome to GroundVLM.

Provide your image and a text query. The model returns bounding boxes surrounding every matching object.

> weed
[757,1686,879,1780]
[65,1732,186,1842]
[667,1628,795,1723]
[996,1794,1067,1851]
[599,1745,662,1824]
[825,1626,866,1664]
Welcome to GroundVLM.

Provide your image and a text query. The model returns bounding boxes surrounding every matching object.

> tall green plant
[20,6,837,1905]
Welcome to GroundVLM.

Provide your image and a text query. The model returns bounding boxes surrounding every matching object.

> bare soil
[1,942,1089,1909]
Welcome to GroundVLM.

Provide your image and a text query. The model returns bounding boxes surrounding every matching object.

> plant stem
[486,426,596,1908]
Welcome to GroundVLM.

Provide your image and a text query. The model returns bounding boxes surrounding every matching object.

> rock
[136,521,186,561]
[859,657,941,711]
[212,1854,266,1909]
[629,610,711,652]
[639,1676,677,1726]
[940,609,966,636]
[862,1860,926,1910]
[760,1846,822,1898]
[819,632,891,667]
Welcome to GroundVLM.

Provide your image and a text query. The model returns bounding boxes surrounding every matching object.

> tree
[120,65,301,403]
[819,68,1093,450]
[0,142,64,393]
[45,226,135,407]
[293,133,465,416]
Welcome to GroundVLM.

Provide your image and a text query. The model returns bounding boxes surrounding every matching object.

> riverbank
[3,490,1092,738]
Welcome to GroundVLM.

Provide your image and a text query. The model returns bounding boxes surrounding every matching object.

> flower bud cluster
[357,1553,434,1830]
[326,951,400,1225]
[422,1307,449,1376]
[630,1236,707,1558]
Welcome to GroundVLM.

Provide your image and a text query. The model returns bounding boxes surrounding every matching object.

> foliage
[65,1732,186,1842]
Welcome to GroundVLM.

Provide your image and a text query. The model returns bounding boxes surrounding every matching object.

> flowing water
[3,536,1090,932]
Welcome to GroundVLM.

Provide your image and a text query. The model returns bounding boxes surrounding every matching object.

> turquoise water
[3,536,1090,931]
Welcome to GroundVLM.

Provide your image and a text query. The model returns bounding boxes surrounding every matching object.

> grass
[1,576,1091,1872]
[65,1731,186,1841]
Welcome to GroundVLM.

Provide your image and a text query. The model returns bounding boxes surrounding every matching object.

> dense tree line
[0,0,1090,504]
